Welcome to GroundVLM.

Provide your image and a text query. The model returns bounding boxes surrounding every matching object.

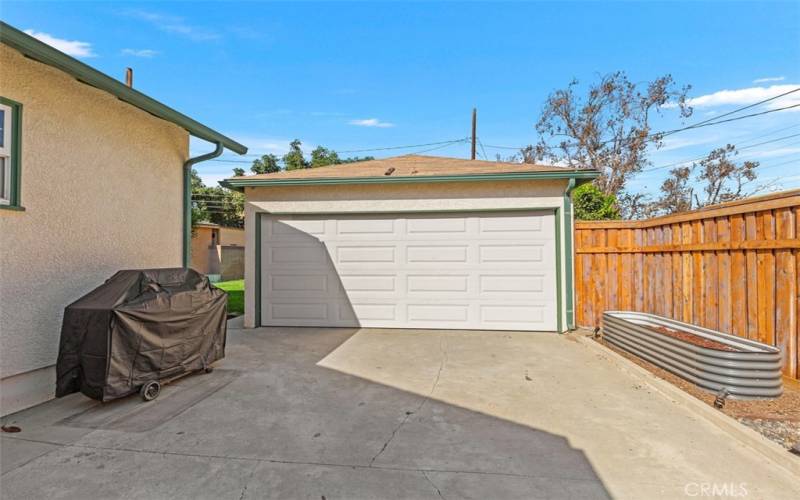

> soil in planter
[596,337,800,450]
[647,325,737,352]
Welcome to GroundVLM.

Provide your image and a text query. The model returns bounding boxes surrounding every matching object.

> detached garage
[222,155,598,333]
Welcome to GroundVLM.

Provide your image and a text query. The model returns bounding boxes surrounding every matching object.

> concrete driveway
[2,322,799,500]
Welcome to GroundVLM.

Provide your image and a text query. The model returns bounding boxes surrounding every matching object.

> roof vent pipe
[125,67,133,88]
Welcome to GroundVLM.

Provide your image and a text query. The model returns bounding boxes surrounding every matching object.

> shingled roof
[221,155,599,190]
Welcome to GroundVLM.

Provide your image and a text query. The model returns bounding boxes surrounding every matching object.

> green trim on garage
[563,179,576,330]
[555,208,563,333]
[254,212,263,327]
[222,170,599,191]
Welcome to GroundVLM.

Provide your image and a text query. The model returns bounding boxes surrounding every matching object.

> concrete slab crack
[369,337,447,467]
[422,470,446,500]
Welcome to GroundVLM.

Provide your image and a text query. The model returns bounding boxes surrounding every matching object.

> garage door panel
[478,244,547,264]
[407,217,468,234]
[479,215,544,233]
[261,211,558,330]
[336,218,396,235]
[335,245,397,264]
[270,219,326,237]
[338,274,397,292]
[340,303,397,322]
[406,245,469,264]
[269,274,329,293]
[269,245,328,266]
[479,274,546,293]
[407,274,469,293]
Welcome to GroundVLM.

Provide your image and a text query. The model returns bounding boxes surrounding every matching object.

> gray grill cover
[56,268,227,401]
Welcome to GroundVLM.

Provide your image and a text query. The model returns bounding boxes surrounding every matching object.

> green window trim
[0,96,23,211]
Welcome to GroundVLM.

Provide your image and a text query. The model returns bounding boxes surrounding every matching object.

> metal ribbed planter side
[602,311,783,399]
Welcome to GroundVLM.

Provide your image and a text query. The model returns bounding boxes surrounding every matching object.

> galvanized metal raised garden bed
[602,311,783,399]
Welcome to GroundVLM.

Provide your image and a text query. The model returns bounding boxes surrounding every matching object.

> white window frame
[0,102,12,205]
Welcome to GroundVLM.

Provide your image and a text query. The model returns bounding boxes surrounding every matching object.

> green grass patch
[214,279,244,315]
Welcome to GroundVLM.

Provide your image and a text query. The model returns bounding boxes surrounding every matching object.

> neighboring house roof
[221,154,599,190]
[0,22,247,155]
[194,222,221,229]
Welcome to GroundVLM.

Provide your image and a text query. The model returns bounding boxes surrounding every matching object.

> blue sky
[3,1,799,196]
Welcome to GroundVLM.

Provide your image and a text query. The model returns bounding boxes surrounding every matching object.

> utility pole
[471,108,477,160]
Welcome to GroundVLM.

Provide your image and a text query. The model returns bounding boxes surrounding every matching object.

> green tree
[283,139,308,170]
[251,154,280,174]
[572,183,621,220]
[190,169,209,229]
[310,146,340,167]
[191,170,245,228]
[232,167,246,177]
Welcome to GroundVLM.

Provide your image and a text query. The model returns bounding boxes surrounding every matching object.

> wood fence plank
[703,219,719,330]
[729,214,747,338]
[692,220,704,328]
[592,229,607,327]
[671,223,682,320]
[634,228,645,312]
[619,228,633,310]
[662,226,674,318]
[682,222,693,323]
[757,211,776,346]
[745,213,759,340]
[606,229,619,313]
[775,207,797,377]
[574,229,585,326]
[717,217,732,333]
[580,229,594,327]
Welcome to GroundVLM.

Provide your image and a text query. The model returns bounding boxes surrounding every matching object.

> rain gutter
[183,142,224,268]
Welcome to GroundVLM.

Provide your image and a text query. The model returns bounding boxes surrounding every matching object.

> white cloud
[679,84,800,111]
[24,29,95,57]
[121,48,159,58]
[349,118,395,128]
[753,76,785,84]
[122,10,219,41]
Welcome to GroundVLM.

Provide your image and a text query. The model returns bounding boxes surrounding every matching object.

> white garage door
[259,211,558,331]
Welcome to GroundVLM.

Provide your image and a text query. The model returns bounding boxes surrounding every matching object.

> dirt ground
[595,338,800,450]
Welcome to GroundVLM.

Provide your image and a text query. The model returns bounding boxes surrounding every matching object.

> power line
[661,87,800,136]
[659,102,800,136]
[757,157,800,171]
[483,95,800,153]
[207,137,472,163]
[339,138,470,154]
[400,138,471,155]
[642,133,800,172]
[476,138,489,161]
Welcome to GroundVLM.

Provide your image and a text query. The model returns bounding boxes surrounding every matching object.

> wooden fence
[574,189,800,379]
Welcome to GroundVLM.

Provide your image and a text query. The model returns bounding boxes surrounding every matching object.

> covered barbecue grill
[56,268,227,402]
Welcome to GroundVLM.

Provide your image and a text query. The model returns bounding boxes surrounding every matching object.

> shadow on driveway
[1,325,609,500]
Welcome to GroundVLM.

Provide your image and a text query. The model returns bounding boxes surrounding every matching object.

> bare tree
[531,72,692,199]
[696,145,759,206]
[651,145,761,215]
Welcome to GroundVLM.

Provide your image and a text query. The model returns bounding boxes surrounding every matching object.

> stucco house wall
[242,179,573,330]
[191,226,217,275]
[191,225,245,275]
[220,226,245,247]
[0,45,188,414]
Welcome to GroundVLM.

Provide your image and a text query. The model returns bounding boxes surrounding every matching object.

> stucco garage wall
[0,46,187,411]
[243,179,571,329]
